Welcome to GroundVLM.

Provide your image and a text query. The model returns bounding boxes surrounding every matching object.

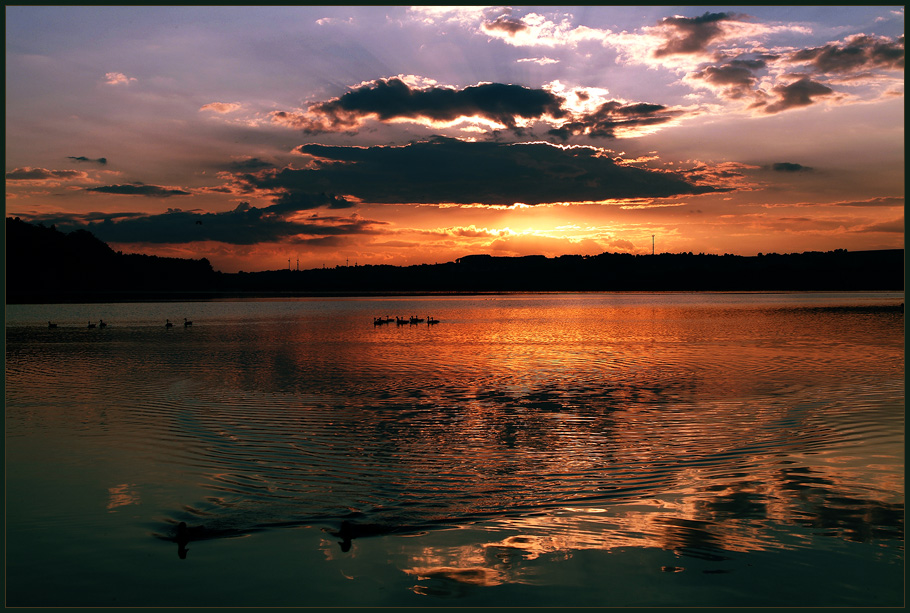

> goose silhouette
[48,321,58,329]
[165,319,174,328]
[184,318,193,327]
[174,521,207,559]
[99,319,107,328]
[87,321,96,329]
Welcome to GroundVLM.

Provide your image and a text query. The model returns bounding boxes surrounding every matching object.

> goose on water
[87,321,96,329]
[184,318,193,327]
[48,321,57,329]
[165,319,174,328]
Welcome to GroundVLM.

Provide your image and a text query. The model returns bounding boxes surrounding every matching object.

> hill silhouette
[222,250,904,294]
[6,217,218,302]
[5,217,904,303]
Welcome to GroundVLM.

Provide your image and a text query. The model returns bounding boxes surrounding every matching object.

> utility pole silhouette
[652,235,655,255]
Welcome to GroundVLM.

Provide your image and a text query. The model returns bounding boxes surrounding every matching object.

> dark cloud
[224,165,356,212]
[272,78,567,134]
[548,100,683,140]
[481,15,528,36]
[690,58,767,99]
[34,201,383,246]
[239,136,723,205]
[771,162,813,172]
[85,183,192,197]
[788,34,904,74]
[67,156,107,165]
[228,157,275,172]
[6,167,86,181]
[759,78,835,114]
[268,191,354,213]
[654,12,743,57]
[17,211,148,227]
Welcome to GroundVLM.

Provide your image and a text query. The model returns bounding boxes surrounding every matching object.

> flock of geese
[374,315,440,326]
[47,318,193,329]
[47,315,439,329]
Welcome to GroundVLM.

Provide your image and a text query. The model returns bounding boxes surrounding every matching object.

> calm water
[5,292,904,607]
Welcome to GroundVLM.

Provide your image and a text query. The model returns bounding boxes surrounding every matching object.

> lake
[4,292,904,607]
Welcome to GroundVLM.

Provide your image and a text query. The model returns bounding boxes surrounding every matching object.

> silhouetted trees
[220,249,903,294]
[6,217,217,302]
[5,217,904,303]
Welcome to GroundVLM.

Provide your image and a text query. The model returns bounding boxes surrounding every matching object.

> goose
[87,321,96,329]
[184,318,193,327]
[175,521,206,559]
[427,316,440,325]
[99,319,107,328]
[48,321,58,329]
[165,319,174,328]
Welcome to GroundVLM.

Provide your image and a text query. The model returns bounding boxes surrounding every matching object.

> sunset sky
[6,5,904,273]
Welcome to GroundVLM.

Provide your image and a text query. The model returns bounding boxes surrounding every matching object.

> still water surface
[5,293,904,607]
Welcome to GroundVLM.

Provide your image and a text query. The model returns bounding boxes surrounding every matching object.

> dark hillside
[6,217,218,302]
[219,249,904,294]
[5,217,904,302]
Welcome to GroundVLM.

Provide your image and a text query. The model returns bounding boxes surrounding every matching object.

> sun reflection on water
[4,294,903,604]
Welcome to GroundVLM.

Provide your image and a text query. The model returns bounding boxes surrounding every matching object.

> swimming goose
[184,318,193,327]
[87,321,96,329]
[48,321,58,329]
[165,319,174,328]
[175,521,206,559]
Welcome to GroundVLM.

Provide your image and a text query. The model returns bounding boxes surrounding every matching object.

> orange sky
[6,6,904,272]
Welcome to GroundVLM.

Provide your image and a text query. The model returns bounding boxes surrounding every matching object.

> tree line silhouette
[6,217,218,302]
[5,217,904,303]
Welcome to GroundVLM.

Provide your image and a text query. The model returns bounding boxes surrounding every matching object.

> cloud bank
[86,183,192,197]
[270,77,688,140]
[254,137,723,206]
[271,77,568,134]
[28,201,385,246]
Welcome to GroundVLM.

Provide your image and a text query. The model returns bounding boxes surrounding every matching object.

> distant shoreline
[6,218,904,304]
[6,288,905,306]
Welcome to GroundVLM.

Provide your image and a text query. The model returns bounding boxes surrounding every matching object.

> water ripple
[5,296,903,557]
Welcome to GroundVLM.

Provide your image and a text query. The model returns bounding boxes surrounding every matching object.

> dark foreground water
[5,292,904,607]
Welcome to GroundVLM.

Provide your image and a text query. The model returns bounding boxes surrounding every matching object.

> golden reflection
[400,466,904,594]
[6,299,902,591]
[106,483,140,511]
[407,565,506,587]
